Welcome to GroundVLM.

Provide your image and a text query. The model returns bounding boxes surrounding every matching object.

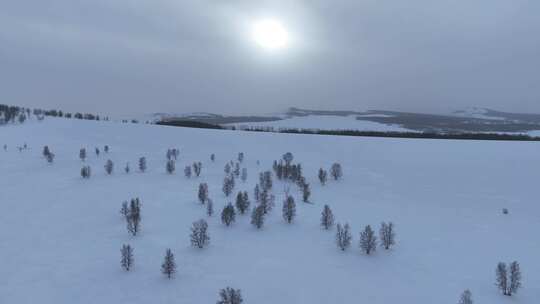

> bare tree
[241,168,248,183]
[120,244,134,271]
[336,223,352,251]
[193,162,202,177]
[330,163,343,180]
[360,225,377,255]
[301,182,311,203]
[254,184,260,202]
[282,195,296,223]
[379,222,395,250]
[190,219,210,249]
[184,165,192,178]
[217,287,243,304]
[126,198,141,236]
[161,249,176,279]
[238,152,244,163]
[251,205,265,229]
[166,159,175,174]
[458,289,473,304]
[81,165,91,179]
[42,146,51,158]
[235,191,250,214]
[139,157,146,172]
[221,203,236,226]
[79,148,87,162]
[318,168,328,185]
[259,189,275,214]
[198,183,209,204]
[206,199,214,217]
[105,159,114,175]
[509,261,522,296]
[46,151,55,163]
[233,163,240,177]
[321,205,334,230]
[496,262,508,295]
[210,153,215,162]
[223,175,235,197]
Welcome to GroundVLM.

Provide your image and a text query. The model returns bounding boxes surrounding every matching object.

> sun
[252,19,289,50]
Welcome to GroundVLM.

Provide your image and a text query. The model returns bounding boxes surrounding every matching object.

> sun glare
[252,19,289,50]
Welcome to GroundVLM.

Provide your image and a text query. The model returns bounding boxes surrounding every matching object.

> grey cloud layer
[1,0,539,115]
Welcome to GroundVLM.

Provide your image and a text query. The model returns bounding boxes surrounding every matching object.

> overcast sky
[1,0,539,116]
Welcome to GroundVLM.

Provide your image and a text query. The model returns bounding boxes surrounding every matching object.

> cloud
[1,0,539,115]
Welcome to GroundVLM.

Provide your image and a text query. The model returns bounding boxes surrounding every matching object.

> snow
[228,114,413,132]
[1,117,539,304]
[452,107,507,120]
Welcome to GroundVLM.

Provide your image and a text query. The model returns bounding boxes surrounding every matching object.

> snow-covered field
[1,118,539,303]
[228,114,413,132]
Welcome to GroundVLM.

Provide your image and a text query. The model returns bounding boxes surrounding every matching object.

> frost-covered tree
[190,219,210,249]
[224,163,231,174]
[166,159,175,174]
[496,262,508,295]
[318,168,328,185]
[210,153,215,162]
[121,244,134,271]
[330,163,343,180]
[198,183,209,204]
[79,148,87,162]
[251,205,265,229]
[221,203,236,226]
[104,159,114,175]
[336,223,352,251]
[217,287,243,304]
[81,165,91,179]
[223,175,235,197]
[139,157,147,172]
[509,261,522,296]
[360,225,377,255]
[193,162,202,177]
[206,199,214,217]
[235,191,250,214]
[379,222,395,250]
[282,195,296,223]
[241,168,248,183]
[321,205,334,230]
[161,249,176,279]
[237,152,244,163]
[124,163,130,174]
[184,165,192,178]
[95,147,100,157]
[104,145,109,153]
[458,289,473,304]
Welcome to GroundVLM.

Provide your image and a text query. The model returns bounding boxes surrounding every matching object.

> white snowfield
[228,114,413,132]
[1,118,538,304]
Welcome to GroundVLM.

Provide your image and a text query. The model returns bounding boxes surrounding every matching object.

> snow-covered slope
[1,118,539,304]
